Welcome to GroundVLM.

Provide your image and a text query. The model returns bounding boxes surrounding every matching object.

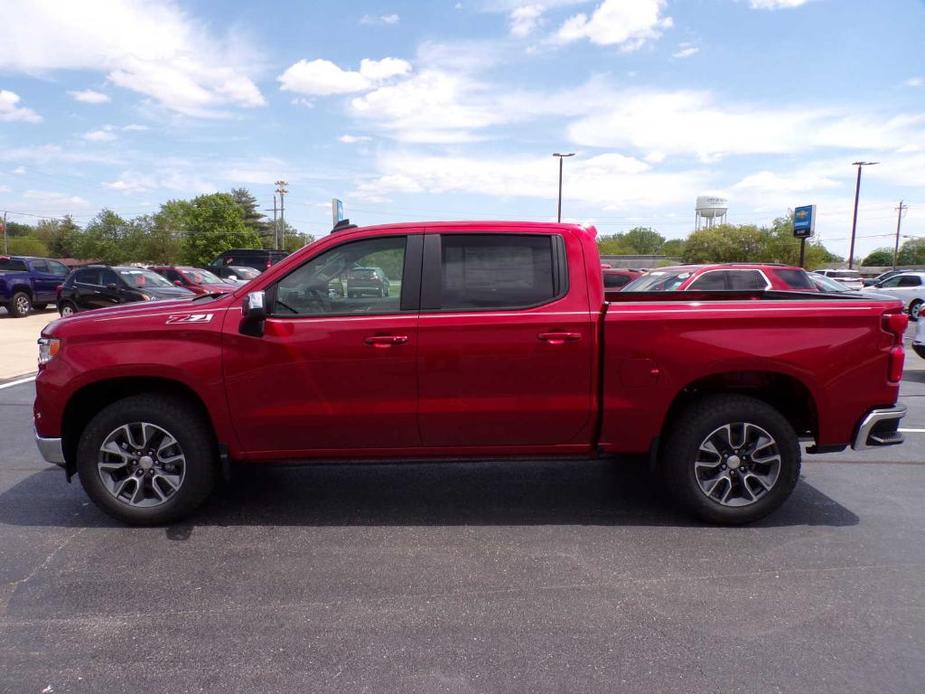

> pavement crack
[2,527,86,612]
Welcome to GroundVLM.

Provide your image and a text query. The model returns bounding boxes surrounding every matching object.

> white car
[867,271,925,319]
[914,317,925,359]
[816,269,864,290]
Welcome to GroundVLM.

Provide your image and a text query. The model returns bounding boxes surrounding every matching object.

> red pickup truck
[34,221,908,525]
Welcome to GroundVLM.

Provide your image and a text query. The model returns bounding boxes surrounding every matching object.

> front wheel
[77,395,217,525]
[909,300,923,322]
[660,395,801,525]
[59,301,77,317]
[9,291,32,317]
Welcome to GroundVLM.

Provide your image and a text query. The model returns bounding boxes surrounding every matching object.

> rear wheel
[9,291,31,317]
[661,395,801,525]
[909,299,923,321]
[77,395,217,525]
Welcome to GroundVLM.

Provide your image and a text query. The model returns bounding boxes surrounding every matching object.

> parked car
[913,317,925,359]
[57,265,195,316]
[863,269,908,287]
[35,221,906,526]
[149,265,235,296]
[345,266,391,297]
[623,264,817,292]
[0,255,70,317]
[864,271,925,319]
[602,267,642,290]
[213,264,261,282]
[208,249,288,274]
[810,273,896,301]
[816,269,864,290]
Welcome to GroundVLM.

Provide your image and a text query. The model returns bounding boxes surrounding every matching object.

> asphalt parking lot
[1,359,924,693]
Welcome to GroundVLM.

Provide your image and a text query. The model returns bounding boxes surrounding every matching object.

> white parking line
[0,375,36,390]
[899,428,925,433]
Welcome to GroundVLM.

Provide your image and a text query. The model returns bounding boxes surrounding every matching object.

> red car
[148,266,235,296]
[601,266,642,290]
[623,264,817,292]
[34,221,906,526]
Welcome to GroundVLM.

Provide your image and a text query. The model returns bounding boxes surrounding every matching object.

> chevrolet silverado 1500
[34,221,908,525]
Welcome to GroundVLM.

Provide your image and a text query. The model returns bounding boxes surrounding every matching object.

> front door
[223,233,423,455]
[416,231,595,448]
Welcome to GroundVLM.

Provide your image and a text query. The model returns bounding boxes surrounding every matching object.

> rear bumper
[852,405,906,450]
[34,426,65,467]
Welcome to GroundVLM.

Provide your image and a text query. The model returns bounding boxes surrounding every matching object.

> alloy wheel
[693,422,781,507]
[97,422,186,508]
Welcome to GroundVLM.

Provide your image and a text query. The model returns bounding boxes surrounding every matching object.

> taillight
[883,311,908,384]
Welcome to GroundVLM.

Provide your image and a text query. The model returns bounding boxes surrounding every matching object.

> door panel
[417,231,595,448]
[223,233,422,454]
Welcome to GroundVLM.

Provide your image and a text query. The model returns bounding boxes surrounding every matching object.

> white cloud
[339,134,372,143]
[748,0,811,8]
[672,42,699,59]
[278,57,411,96]
[0,1,265,117]
[904,77,923,88]
[122,123,149,131]
[557,0,672,50]
[360,13,400,25]
[83,128,117,142]
[21,190,91,212]
[510,5,544,37]
[68,89,110,104]
[0,89,41,122]
[13,166,25,174]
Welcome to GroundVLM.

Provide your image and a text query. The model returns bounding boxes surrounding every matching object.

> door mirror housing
[240,290,266,337]
[174,280,183,287]
[106,282,118,291]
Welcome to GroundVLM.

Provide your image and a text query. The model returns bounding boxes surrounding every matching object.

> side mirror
[106,282,118,291]
[240,291,266,337]
[174,280,183,287]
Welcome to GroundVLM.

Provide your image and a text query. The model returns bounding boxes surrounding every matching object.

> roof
[651,263,804,273]
[344,220,595,237]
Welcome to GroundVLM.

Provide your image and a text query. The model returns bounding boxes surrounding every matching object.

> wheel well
[11,284,33,298]
[61,377,216,470]
[661,371,817,444]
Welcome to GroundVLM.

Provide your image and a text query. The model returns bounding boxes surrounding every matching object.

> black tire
[76,394,217,525]
[59,301,78,317]
[914,344,925,360]
[909,300,923,322]
[660,394,801,525]
[9,291,31,317]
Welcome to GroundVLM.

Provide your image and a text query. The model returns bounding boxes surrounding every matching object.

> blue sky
[1,0,924,258]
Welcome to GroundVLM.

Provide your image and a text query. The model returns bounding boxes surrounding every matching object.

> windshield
[180,268,224,285]
[116,268,174,289]
[622,270,692,292]
[812,274,851,292]
[228,266,259,279]
[827,270,860,279]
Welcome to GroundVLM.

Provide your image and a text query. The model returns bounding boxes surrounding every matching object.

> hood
[144,286,197,299]
[199,283,235,294]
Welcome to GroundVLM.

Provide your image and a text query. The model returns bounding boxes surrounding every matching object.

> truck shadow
[0,459,859,529]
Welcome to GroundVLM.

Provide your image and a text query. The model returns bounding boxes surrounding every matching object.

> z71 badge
[165,313,214,324]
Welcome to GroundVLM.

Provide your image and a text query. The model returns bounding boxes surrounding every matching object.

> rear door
[416,229,594,448]
[28,259,57,302]
[72,268,102,309]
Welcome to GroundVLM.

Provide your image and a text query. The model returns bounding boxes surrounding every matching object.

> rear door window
[31,259,49,273]
[687,271,728,290]
[727,270,769,290]
[0,258,28,271]
[897,275,923,287]
[75,268,101,285]
[774,269,814,289]
[429,234,562,310]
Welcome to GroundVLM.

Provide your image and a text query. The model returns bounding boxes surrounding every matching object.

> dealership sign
[793,205,816,239]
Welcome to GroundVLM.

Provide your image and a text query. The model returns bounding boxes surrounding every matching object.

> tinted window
[880,276,904,288]
[273,236,405,316]
[727,270,768,290]
[100,269,120,287]
[603,273,632,288]
[31,259,49,272]
[898,275,923,287]
[688,271,728,290]
[0,258,28,271]
[775,269,814,289]
[75,268,101,285]
[437,234,558,310]
[48,261,69,276]
[115,268,174,289]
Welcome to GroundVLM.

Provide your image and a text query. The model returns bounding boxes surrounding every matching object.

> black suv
[57,265,195,316]
[208,248,288,274]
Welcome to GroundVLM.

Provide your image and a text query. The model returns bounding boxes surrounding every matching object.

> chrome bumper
[34,427,65,466]
[852,405,906,450]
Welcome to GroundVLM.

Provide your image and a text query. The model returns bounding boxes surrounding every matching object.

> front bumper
[852,405,906,450]
[34,426,65,466]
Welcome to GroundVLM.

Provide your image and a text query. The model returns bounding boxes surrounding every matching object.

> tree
[763,213,837,270]
[76,209,131,264]
[898,238,925,266]
[180,193,262,266]
[5,221,35,237]
[35,216,82,258]
[661,238,686,258]
[862,249,893,266]
[7,236,49,256]
[231,188,271,245]
[682,224,767,263]
[597,227,665,255]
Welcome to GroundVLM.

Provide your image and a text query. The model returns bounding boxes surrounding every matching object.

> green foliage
[5,221,35,237]
[862,248,894,266]
[6,236,49,256]
[660,238,686,258]
[180,193,262,266]
[231,187,271,245]
[597,226,665,255]
[898,238,925,266]
[37,216,82,258]
[75,209,131,264]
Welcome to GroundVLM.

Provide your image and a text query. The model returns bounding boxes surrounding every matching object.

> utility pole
[1,211,7,255]
[893,200,910,270]
[274,180,288,250]
[552,153,574,223]
[264,196,278,249]
[848,161,878,269]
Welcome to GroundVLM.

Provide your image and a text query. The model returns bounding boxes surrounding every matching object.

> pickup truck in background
[0,255,70,317]
[33,221,908,525]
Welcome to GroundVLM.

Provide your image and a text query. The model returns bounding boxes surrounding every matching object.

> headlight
[38,337,61,366]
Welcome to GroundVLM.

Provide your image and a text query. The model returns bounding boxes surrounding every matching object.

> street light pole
[553,153,574,223]
[848,161,878,269]
[893,201,909,270]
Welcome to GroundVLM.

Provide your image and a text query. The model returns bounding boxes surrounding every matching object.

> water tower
[695,195,728,230]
